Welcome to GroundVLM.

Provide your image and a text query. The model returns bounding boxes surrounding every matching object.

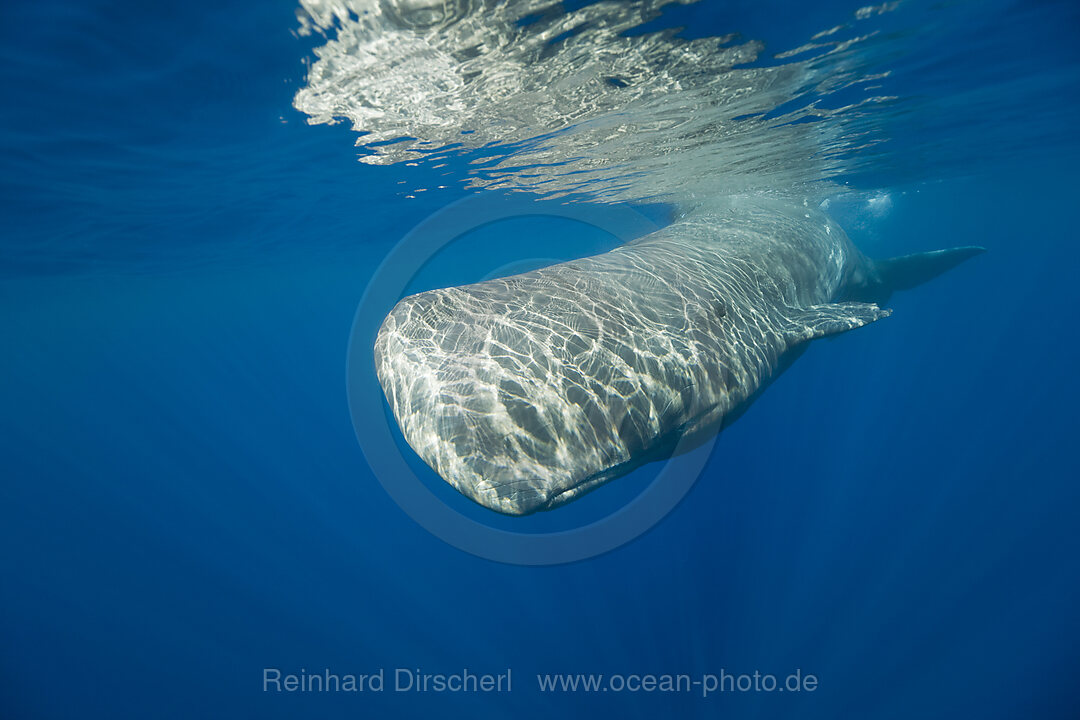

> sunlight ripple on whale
[373,198,981,514]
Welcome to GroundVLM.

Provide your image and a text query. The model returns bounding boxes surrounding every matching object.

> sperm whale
[374,196,982,515]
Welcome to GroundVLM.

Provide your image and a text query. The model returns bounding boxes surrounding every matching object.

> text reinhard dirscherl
[262,668,819,698]
[263,668,512,694]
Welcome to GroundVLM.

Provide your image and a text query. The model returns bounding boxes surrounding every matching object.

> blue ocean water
[2,1,1079,718]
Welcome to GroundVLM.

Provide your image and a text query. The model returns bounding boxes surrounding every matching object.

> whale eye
[714,302,727,319]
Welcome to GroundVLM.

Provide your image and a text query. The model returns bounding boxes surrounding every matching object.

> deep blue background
[2,1,1079,718]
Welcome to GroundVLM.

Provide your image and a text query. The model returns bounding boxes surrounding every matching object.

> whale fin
[846,246,986,304]
[876,246,986,294]
[787,302,892,343]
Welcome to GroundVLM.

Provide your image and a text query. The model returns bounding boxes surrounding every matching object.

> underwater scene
[2,0,1079,717]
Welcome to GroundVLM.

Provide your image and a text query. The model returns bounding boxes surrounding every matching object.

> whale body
[374,196,981,515]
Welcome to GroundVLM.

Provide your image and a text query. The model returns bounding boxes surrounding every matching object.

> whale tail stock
[847,245,986,305]
[876,245,986,294]
[793,244,985,343]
